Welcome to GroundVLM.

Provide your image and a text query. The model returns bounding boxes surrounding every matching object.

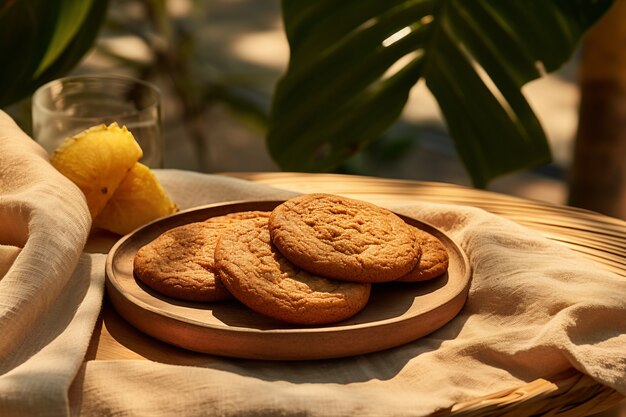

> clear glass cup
[32,74,163,168]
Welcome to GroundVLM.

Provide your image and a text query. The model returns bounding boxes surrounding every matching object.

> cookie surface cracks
[133,211,269,302]
[269,194,420,282]
[397,228,449,282]
[215,218,371,325]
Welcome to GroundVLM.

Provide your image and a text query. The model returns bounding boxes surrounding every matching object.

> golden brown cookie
[204,210,270,224]
[134,211,269,302]
[268,194,420,283]
[214,218,371,325]
[397,229,449,282]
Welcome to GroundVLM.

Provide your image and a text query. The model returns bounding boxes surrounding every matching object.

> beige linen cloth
[0,109,625,416]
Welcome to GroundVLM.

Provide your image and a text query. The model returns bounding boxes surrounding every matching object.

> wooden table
[88,172,626,416]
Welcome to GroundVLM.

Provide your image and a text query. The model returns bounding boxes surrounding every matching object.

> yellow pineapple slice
[51,123,143,218]
[93,162,177,235]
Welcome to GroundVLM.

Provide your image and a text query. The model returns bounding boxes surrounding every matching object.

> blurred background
[6,0,576,204]
[5,0,625,220]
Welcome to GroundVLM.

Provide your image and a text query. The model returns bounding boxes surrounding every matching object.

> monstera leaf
[0,0,109,107]
[268,0,613,187]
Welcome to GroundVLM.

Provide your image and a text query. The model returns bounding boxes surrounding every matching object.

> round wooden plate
[105,200,471,360]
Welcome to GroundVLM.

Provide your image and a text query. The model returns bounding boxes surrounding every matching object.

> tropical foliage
[268,0,613,187]
[0,0,109,107]
[0,0,614,187]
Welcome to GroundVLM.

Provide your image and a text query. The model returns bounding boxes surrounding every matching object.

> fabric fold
[77,171,625,417]
[0,111,104,417]
[0,109,624,417]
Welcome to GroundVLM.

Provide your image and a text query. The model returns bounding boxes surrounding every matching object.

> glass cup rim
[32,74,161,121]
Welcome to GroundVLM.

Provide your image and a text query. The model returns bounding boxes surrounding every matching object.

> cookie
[397,229,449,282]
[268,194,420,282]
[204,210,270,224]
[214,218,371,325]
[133,211,269,302]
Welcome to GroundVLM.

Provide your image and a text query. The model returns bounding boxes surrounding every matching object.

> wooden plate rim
[105,199,471,337]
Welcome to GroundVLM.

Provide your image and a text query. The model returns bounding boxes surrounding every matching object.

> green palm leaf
[0,0,109,107]
[268,0,612,187]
